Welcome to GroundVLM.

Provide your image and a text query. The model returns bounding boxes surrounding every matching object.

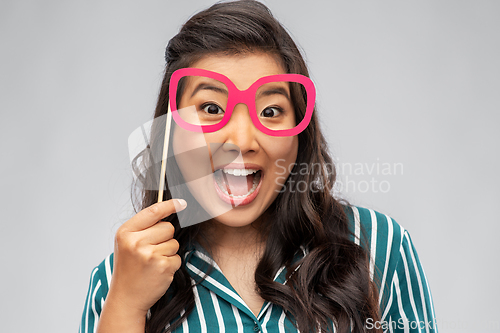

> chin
[211,209,262,228]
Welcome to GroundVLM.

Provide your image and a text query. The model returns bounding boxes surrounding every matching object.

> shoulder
[343,206,438,325]
[80,253,114,332]
[343,206,409,293]
[343,205,406,253]
[89,253,114,299]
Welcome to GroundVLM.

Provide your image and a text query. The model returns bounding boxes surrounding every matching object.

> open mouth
[213,168,263,206]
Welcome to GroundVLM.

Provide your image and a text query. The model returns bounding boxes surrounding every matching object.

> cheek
[266,136,298,172]
[173,125,204,155]
[172,126,214,180]
[272,136,298,158]
[173,126,223,155]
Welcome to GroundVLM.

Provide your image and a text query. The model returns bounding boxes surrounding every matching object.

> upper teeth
[222,168,258,176]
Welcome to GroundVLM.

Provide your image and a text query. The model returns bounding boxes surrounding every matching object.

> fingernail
[174,199,187,211]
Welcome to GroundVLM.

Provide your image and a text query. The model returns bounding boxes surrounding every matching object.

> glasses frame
[168,68,316,137]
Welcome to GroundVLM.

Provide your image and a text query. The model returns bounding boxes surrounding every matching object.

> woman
[80,1,437,332]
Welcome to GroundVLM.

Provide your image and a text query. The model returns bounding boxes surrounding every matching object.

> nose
[222,103,260,154]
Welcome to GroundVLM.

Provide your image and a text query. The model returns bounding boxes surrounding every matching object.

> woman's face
[172,53,298,228]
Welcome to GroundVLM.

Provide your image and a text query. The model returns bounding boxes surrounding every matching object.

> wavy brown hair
[132,1,381,332]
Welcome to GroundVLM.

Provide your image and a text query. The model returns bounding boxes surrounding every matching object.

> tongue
[223,174,253,196]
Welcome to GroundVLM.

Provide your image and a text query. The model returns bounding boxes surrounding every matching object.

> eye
[260,106,282,118]
[201,103,224,115]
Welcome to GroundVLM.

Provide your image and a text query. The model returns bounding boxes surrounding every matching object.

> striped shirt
[79,206,437,333]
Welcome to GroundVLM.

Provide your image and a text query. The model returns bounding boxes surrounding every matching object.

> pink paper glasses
[168,68,316,137]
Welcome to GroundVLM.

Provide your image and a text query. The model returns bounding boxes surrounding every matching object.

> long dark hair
[132,1,381,332]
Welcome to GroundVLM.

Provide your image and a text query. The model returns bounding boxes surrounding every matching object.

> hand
[108,199,187,315]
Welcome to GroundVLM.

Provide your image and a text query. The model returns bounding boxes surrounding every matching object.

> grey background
[1,0,499,332]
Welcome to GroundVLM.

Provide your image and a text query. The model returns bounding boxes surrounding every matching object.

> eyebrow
[190,83,229,98]
[256,86,290,100]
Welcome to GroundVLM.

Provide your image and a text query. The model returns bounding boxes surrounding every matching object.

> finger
[140,221,176,245]
[154,239,180,257]
[122,199,187,232]
[157,254,183,277]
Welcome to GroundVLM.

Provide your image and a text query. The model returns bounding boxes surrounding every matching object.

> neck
[198,217,267,261]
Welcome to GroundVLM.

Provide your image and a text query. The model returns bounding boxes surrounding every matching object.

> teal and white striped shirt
[80,206,437,332]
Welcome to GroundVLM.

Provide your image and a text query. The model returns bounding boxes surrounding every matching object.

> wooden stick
[158,104,173,203]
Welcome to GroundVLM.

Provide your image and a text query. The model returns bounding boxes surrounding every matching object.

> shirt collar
[184,240,308,282]
[183,240,308,320]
